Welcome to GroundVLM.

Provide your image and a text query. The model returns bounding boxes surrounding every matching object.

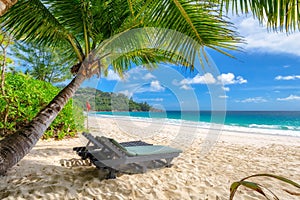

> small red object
[86,101,91,111]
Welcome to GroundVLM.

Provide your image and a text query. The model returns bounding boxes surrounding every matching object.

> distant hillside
[74,87,152,111]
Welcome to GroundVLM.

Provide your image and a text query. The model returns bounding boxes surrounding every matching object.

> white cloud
[105,69,121,81]
[123,67,146,80]
[180,84,193,90]
[236,76,248,84]
[150,80,165,92]
[275,75,300,80]
[222,86,230,91]
[180,73,216,85]
[217,73,247,85]
[234,16,300,56]
[236,97,268,103]
[217,73,235,84]
[177,73,246,92]
[118,90,133,97]
[219,95,229,99]
[277,95,300,101]
[143,73,156,80]
[138,98,164,102]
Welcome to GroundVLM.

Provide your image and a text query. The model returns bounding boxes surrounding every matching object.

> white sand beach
[1,116,300,199]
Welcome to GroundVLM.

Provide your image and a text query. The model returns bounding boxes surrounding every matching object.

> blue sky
[82,16,300,111]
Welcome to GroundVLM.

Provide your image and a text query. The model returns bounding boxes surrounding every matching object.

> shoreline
[90,113,300,138]
[1,116,299,199]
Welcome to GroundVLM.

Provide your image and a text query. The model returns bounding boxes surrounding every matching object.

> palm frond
[110,48,196,77]
[94,27,208,75]
[230,173,300,200]
[90,0,133,38]
[218,0,300,32]
[43,0,91,54]
[141,0,242,56]
[1,0,84,61]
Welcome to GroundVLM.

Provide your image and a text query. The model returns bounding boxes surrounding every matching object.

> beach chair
[73,132,182,179]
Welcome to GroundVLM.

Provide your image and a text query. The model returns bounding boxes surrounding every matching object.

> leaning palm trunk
[0,0,17,16]
[0,70,86,175]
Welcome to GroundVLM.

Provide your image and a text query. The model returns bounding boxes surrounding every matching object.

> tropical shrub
[0,72,84,139]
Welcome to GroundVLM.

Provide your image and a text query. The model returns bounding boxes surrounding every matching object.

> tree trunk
[0,0,17,16]
[0,71,86,175]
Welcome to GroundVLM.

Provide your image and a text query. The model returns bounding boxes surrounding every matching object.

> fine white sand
[1,116,300,200]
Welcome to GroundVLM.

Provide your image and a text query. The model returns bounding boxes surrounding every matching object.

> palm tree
[0,0,298,175]
[0,0,240,175]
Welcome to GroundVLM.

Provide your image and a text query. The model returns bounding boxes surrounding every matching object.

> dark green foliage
[0,72,84,139]
[74,87,152,112]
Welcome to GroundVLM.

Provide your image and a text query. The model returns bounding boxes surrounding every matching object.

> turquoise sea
[93,111,300,137]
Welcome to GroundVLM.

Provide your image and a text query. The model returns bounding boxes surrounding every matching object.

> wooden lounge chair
[73,132,182,179]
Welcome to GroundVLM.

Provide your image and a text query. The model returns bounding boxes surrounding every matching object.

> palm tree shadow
[0,144,118,199]
[0,159,111,199]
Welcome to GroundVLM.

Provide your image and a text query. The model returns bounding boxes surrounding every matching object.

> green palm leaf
[219,0,300,32]
[94,28,202,75]
[2,0,85,61]
[230,173,300,200]
[141,0,242,56]
[2,0,244,73]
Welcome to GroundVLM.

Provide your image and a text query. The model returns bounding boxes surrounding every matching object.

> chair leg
[107,168,117,179]
[165,158,173,167]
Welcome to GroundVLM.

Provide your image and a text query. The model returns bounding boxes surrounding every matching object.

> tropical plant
[0,0,298,175]
[0,72,83,138]
[11,42,74,83]
[230,173,300,199]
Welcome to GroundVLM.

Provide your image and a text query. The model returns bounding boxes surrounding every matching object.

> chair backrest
[82,132,126,158]
[97,136,129,157]
[82,132,137,157]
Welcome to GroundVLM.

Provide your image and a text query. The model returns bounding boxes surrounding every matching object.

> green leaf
[219,0,300,33]
[230,173,300,200]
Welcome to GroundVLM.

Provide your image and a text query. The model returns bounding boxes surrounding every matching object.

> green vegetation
[75,88,152,111]
[11,42,74,83]
[0,73,84,139]
[230,174,300,199]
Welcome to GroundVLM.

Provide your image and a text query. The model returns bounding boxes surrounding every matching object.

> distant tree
[11,42,73,83]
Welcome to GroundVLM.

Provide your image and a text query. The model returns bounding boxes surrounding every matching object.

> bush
[0,72,84,139]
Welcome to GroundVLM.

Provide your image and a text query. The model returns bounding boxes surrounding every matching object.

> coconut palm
[0,0,240,174]
[0,0,298,175]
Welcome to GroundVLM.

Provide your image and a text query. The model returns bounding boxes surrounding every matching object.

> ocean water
[93,111,300,137]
